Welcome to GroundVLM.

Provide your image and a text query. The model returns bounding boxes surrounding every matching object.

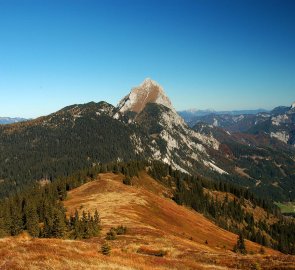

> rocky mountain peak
[291,101,295,109]
[117,78,175,114]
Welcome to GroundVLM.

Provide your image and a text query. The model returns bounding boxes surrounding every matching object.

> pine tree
[234,233,247,254]
[42,201,54,237]
[81,210,90,239]
[25,203,39,237]
[51,208,67,238]
[0,202,11,236]
[92,209,101,236]
[9,203,23,236]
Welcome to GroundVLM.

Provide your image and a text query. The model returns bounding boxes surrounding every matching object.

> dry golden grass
[1,172,294,270]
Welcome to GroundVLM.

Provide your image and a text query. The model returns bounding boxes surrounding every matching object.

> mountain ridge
[0,79,294,202]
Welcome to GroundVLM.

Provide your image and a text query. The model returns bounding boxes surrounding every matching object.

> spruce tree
[9,203,23,236]
[25,203,39,237]
[51,208,67,238]
[234,233,247,254]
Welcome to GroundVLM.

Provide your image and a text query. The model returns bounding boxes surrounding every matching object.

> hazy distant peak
[117,78,175,114]
[0,117,28,125]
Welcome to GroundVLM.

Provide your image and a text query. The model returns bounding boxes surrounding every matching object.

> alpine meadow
[0,1,295,269]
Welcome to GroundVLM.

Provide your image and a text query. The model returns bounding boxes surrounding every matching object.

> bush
[106,228,117,240]
[123,177,131,185]
[259,246,265,254]
[115,225,127,235]
[254,262,262,270]
[137,246,167,257]
[101,242,111,255]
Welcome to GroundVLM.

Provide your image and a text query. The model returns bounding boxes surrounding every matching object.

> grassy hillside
[275,202,295,214]
[1,172,294,270]
[64,172,276,254]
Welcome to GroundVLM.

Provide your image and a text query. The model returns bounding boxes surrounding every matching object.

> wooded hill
[1,101,294,202]
[0,161,294,255]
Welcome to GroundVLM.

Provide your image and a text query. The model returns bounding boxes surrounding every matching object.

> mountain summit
[117,78,175,114]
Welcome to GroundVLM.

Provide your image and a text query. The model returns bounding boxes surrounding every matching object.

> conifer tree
[51,208,67,238]
[9,203,23,236]
[234,233,247,254]
[25,203,39,237]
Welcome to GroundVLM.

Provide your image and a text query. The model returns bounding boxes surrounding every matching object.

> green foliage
[24,202,39,237]
[254,262,262,270]
[234,233,247,254]
[275,202,295,214]
[101,242,111,255]
[114,225,127,235]
[147,160,295,255]
[68,209,101,239]
[106,228,117,240]
[0,104,150,198]
[106,225,127,240]
[0,159,294,255]
[51,207,67,238]
[123,177,132,185]
[0,170,101,240]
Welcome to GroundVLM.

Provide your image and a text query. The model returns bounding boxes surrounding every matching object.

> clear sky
[0,0,294,118]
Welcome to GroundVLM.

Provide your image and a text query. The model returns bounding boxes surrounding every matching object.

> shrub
[115,225,127,235]
[259,246,265,254]
[123,178,131,185]
[254,262,262,270]
[137,246,167,257]
[106,228,117,240]
[101,242,111,255]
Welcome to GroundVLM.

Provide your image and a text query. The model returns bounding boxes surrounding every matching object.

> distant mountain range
[0,79,294,202]
[180,103,295,146]
[178,108,268,120]
[0,117,28,125]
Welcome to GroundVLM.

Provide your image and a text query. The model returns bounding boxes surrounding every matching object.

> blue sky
[0,0,294,118]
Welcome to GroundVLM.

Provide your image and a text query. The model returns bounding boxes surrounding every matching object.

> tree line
[0,160,294,254]
[0,174,100,239]
[148,160,295,254]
